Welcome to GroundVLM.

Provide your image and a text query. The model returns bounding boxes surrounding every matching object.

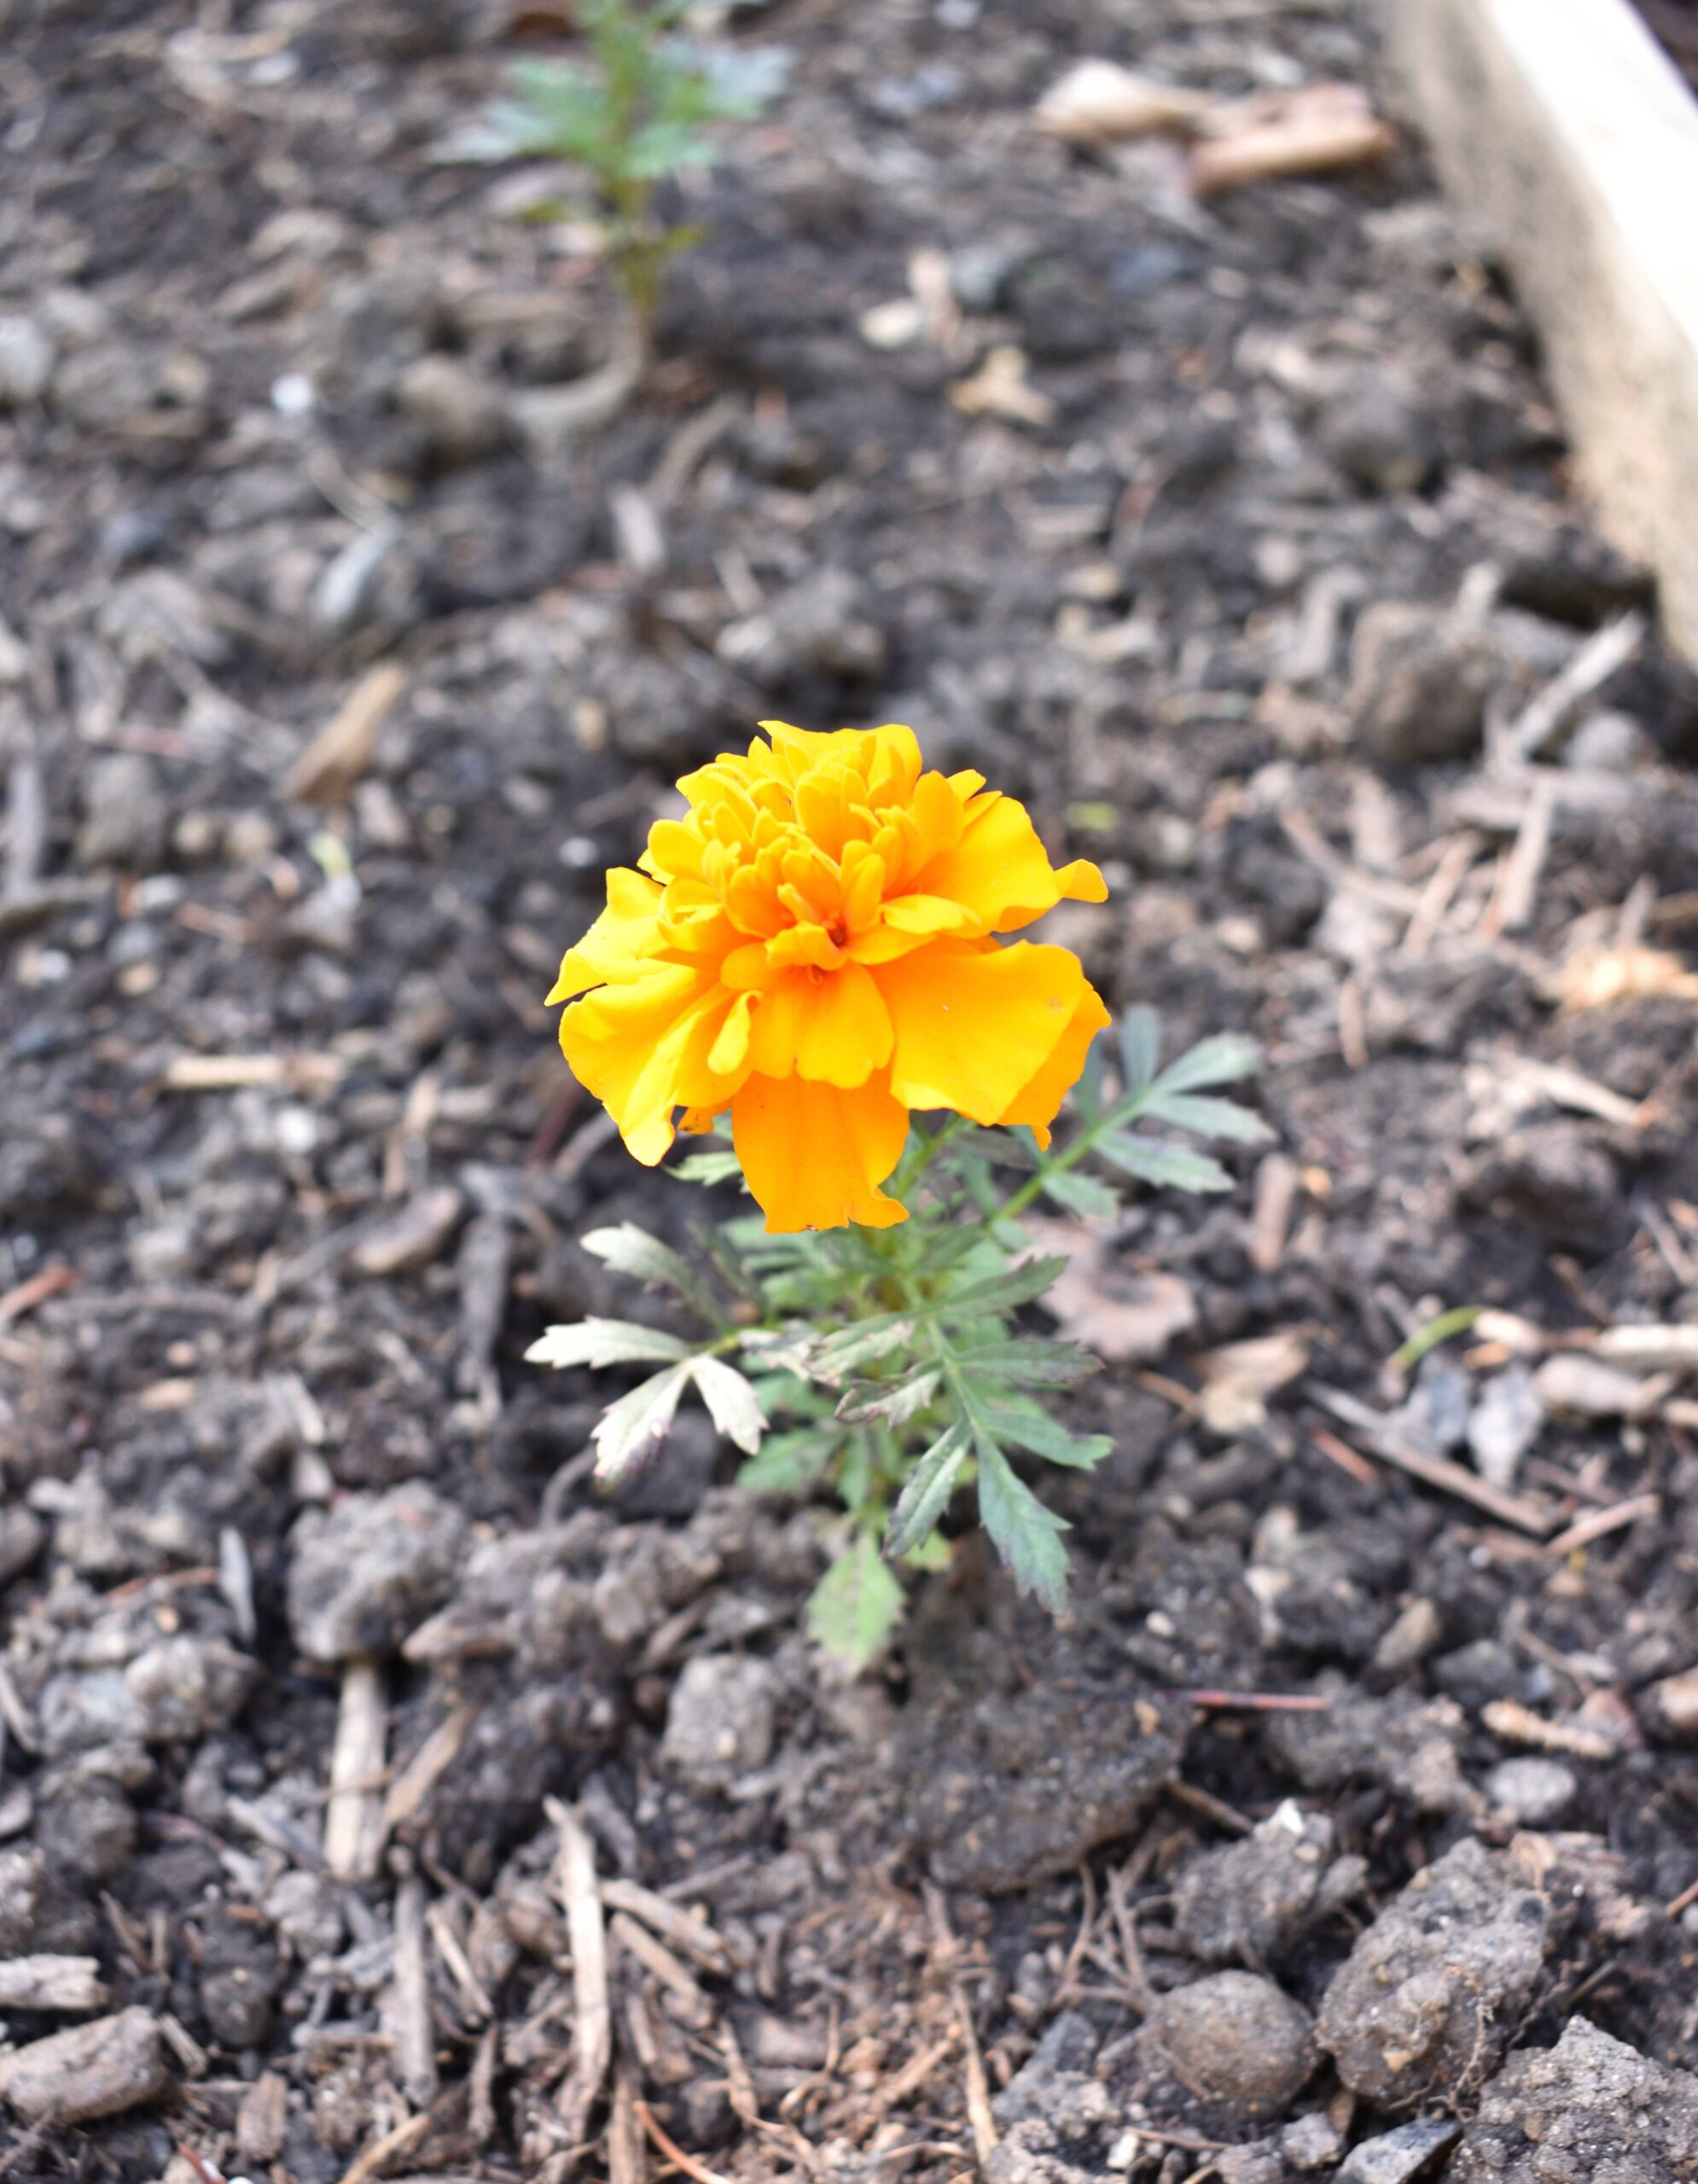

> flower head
[550,721,1109,1230]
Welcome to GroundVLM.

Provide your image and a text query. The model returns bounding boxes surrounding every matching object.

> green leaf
[836,1368,941,1428]
[590,1359,693,1480]
[1038,1167,1120,1219]
[934,1256,1067,1319]
[673,1149,743,1185]
[582,1223,699,1292]
[807,1534,904,1670]
[1095,1133,1233,1194]
[1119,1007,1161,1095]
[1149,1032,1262,1095]
[976,1442,1070,1613]
[736,1426,842,1493]
[811,1316,915,1380]
[689,1356,765,1454]
[526,1319,689,1371]
[951,1337,1101,1386]
[983,1401,1113,1470]
[1138,1090,1274,1145]
[901,1529,954,1571]
[885,1420,971,1559]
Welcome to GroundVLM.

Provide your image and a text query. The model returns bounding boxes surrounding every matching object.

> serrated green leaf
[836,1368,941,1429]
[885,1420,971,1558]
[975,1442,1070,1613]
[736,1426,842,1493]
[946,1127,1040,1170]
[1137,1091,1274,1145]
[983,1401,1113,1469]
[590,1359,692,1480]
[811,1316,914,1380]
[934,1256,1067,1319]
[689,1356,764,1454]
[1119,1007,1161,1095]
[1150,1031,1261,1095]
[807,1533,904,1670]
[582,1223,699,1292]
[526,1319,689,1371]
[1095,1133,1233,1194]
[951,1338,1101,1386]
[1038,1167,1120,1219]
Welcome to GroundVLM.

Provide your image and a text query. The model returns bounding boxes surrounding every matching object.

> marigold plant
[532,722,1270,1664]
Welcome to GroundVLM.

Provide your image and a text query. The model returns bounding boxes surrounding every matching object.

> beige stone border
[1385,0,1698,665]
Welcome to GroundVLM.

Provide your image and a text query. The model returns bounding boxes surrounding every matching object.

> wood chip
[1191,82,1396,195]
[287,660,407,803]
[598,1878,730,1975]
[1544,1492,1660,1560]
[382,1702,475,1834]
[1308,1383,1556,1536]
[547,1798,611,2146]
[1481,1699,1620,1762]
[1033,59,1207,142]
[323,1658,388,1884]
[0,2007,169,2125]
[1249,1153,1301,1274]
[393,1872,438,2109]
[610,1911,712,2027]
[0,1263,78,1329]
[1507,607,1646,761]
[609,2065,648,2184]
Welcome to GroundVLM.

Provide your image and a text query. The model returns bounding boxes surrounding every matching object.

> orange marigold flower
[549,721,1110,1232]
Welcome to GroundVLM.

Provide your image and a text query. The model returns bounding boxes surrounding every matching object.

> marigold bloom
[550,721,1110,1231]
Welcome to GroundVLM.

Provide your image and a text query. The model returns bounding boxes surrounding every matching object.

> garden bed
[3,0,1698,2179]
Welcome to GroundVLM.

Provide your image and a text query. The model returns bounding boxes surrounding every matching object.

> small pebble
[1485,1756,1577,1824]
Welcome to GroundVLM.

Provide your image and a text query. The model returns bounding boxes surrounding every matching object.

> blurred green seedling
[466,0,786,330]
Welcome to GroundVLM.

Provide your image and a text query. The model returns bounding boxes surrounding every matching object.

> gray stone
[75,752,170,871]
[0,315,55,407]
[1265,1688,1470,1816]
[0,1844,48,1955]
[1337,2118,1461,2182]
[1485,1756,1577,1824]
[904,1674,1185,1894]
[1467,1363,1544,1491]
[0,2007,170,2123]
[265,1868,346,1960]
[1317,1839,1550,2106]
[1563,707,1658,771]
[1174,1802,1337,1967]
[1450,2015,1698,2181]
[38,1670,148,1758]
[1282,2108,1346,2171]
[125,1635,255,1743]
[1145,1972,1318,2115]
[1349,600,1499,766]
[661,1654,777,1791]
[286,1481,468,1664]
[0,1505,44,1589]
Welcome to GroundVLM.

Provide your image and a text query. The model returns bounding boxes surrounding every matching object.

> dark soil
[3,1,1698,2179]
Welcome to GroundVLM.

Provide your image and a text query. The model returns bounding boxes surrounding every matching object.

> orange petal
[560,964,721,1164]
[795,961,894,1088]
[731,1072,909,1233]
[996,982,1113,1146]
[912,793,1105,935]
[880,938,1089,1124]
[545,869,663,1003]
